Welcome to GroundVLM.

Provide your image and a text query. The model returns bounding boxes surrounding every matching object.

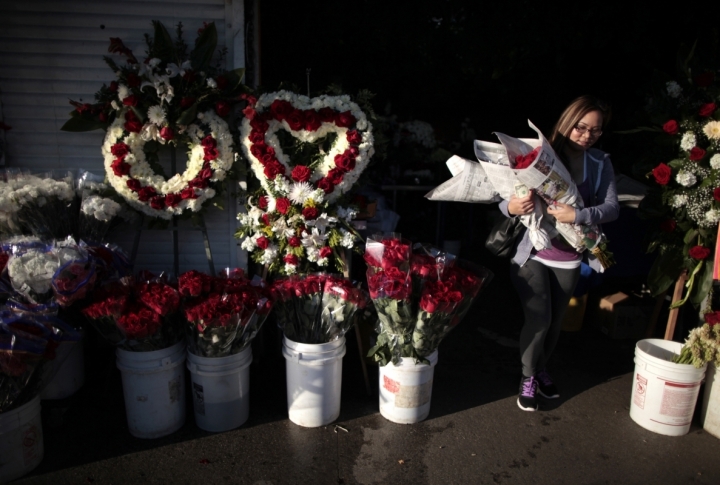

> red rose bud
[180,97,196,109]
[261,213,270,226]
[258,195,268,209]
[276,197,291,214]
[111,159,131,176]
[263,161,285,179]
[291,165,312,182]
[215,101,231,117]
[659,219,677,233]
[159,126,174,140]
[335,153,356,172]
[124,119,142,133]
[662,120,679,135]
[150,196,166,210]
[286,110,305,131]
[111,142,131,158]
[335,110,356,128]
[126,73,141,88]
[652,163,671,185]
[109,81,119,92]
[201,135,217,148]
[317,177,334,194]
[347,130,363,145]
[165,193,181,207]
[303,110,321,131]
[288,236,301,247]
[302,207,319,220]
[98,112,108,122]
[242,105,257,120]
[689,245,711,260]
[240,93,257,105]
[137,186,157,202]
[689,147,706,161]
[705,311,720,326]
[126,179,141,191]
[316,107,335,122]
[256,236,270,249]
[327,168,344,185]
[181,187,198,199]
[270,99,294,121]
[319,246,332,258]
[203,146,219,161]
[699,103,717,117]
[122,95,139,107]
[284,254,299,265]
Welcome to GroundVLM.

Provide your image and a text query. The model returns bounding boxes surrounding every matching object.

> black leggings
[510,259,581,378]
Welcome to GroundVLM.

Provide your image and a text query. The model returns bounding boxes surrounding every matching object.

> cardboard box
[596,292,654,340]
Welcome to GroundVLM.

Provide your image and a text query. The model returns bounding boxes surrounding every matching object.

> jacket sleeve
[573,155,620,226]
[499,199,511,217]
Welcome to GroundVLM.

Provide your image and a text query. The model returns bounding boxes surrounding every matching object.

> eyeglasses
[573,124,603,137]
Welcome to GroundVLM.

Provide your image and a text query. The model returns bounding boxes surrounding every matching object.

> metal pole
[170,147,179,278]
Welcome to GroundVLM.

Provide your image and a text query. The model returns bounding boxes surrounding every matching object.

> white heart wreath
[102,109,235,219]
[239,90,374,203]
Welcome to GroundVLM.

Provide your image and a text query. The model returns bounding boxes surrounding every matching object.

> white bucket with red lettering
[379,350,438,424]
[0,396,43,482]
[629,339,706,436]
[700,363,720,439]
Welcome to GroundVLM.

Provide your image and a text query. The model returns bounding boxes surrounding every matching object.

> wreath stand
[128,147,216,277]
[644,270,689,341]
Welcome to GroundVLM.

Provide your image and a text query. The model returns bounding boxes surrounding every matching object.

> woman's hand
[547,202,576,223]
[507,193,535,215]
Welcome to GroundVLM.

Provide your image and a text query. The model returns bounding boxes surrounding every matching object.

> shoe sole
[517,398,538,412]
[537,389,559,399]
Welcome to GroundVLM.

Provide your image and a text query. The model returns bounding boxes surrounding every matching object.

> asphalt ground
[10,249,720,485]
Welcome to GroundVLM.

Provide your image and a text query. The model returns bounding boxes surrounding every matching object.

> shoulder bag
[485,216,524,258]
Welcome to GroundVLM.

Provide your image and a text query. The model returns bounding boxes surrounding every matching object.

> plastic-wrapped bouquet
[81,273,182,351]
[181,269,273,357]
[366,236,492,365]
[9,171,77,240]
[78,194,122,243]
[270,273,367,344]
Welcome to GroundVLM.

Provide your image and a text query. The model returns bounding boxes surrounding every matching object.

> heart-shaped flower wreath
[103,109,234,220]
[236,91,374,275]
[239,90,374,204]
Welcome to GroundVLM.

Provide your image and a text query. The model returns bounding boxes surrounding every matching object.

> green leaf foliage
[190,22,217,72]
[60,116,106,132]
[647,250,683,296]
[152,20,178,64]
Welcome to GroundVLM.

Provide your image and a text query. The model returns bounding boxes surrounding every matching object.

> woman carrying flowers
[500,96,620,411]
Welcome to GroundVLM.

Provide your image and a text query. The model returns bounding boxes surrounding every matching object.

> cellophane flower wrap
[367,238,493,365]
[8,171,77,240]
[181,269,273,358]
[0,309,81,412]
[269,273,367,344]
[673,310,720,368]
[81,273,182,351]
[51,241,98,307]
[364,234,415,364]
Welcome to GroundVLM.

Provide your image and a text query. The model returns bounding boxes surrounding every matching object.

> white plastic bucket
[187,346,253,432]
[379,350,438,424]
[116,340,186,439]
[0,396,43,482]
[282,336,346,427]
[41,338,85,400]
[630,339,706,436]
[700,363,720,439]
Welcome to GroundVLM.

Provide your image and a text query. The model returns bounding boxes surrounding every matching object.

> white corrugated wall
[0,0,247,275]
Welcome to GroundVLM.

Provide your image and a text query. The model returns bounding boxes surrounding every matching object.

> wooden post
[664,270,689,340]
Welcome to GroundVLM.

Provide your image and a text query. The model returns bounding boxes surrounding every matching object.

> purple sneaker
[517,376,538,411]
[536,370,559,399]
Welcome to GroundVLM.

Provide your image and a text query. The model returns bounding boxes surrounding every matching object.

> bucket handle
[283,348,346,365]
[187,360,252,376]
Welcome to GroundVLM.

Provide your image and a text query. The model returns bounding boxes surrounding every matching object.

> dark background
[258,0,719,171]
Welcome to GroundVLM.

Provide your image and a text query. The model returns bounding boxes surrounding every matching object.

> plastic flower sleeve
[7,247,60,304]
[319,276,368,342]
[51,247,97,308]
[363,233,412,273]
[269,276,300,341]
[0,323,48,412]
[291,274,326,344]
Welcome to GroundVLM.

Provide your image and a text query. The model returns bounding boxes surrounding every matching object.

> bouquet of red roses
[410,262,491,357]
[81,274,182,351]
[270,273,367,344]
[364,234,415,363]
[181,269,273,358]
[366,237,492,365]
